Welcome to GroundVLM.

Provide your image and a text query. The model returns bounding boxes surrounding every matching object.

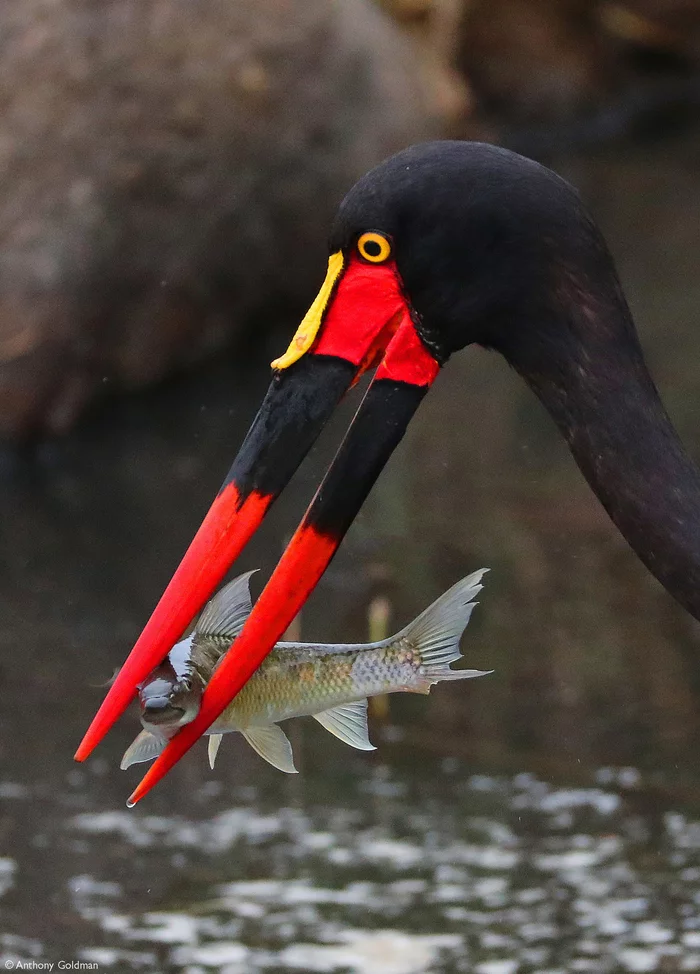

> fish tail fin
[396,569,492,685]
[422,666,494,683]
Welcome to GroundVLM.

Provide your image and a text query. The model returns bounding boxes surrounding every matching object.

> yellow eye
[357,231,392,263]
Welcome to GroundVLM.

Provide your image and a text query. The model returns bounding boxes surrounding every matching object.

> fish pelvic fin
[208,733,223,770]
[242,725,298,773]
[120,730,166,769]
[313,700,376,751]
[395,569,493,686]
[196,570,258,639]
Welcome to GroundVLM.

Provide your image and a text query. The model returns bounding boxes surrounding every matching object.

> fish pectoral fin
[208,733,223,770]
[313,700,376,751]
[120,730,166,770]
[195,570,258,640]
[242,725,298,774]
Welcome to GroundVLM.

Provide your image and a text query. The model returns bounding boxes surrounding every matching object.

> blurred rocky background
[2,0,700,439]
[0,0,453,439]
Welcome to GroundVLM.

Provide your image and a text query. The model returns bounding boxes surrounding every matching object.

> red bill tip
[127,525,338,805]
[75,485,272,762]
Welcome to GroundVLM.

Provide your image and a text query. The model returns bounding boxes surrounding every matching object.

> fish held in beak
[120,570,491,777]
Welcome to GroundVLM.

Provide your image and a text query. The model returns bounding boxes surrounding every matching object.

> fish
[120,568,491,774]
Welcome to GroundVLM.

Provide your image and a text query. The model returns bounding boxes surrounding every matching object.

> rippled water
[3,136,700,971]
[6,759,700,972]
[2,756,700,973]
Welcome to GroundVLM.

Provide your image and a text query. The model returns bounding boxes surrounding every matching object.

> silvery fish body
[121,569,490,774]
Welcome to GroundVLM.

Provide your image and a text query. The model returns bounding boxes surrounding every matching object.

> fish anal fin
[313,700,376,751]
[208,733,223,770]
[196,570,258,639]
[120,730,166,770]
[242,725,298,774]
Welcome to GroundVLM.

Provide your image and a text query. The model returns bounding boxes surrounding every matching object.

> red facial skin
[314,256,403,363]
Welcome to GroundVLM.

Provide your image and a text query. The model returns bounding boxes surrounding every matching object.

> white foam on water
[78,947,156,968]
[474,960,518,974]
[538,788,620,816]
[69,874,121,897]
[521,922,558,942]
[69,807,287,854]
[535,836,621,874]
[217,879,376,908]
[468,775,501,792]
[302,831,336,850]
[171,941,249,967]
[358,838,424,869]
[472,877,509,900]
[618,947,661,971]
[634,921,673,944]
[429,883,468,903]
[448,842,520,870]
[124,912,200,944]
[274,929,463,974]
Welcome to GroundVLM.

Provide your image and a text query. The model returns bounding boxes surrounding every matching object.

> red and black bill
[75,239,441,804]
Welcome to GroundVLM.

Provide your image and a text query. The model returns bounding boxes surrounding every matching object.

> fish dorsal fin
[242,725,298,774]
[120,730,165,770]
[313,700,376,751]
[208,734,223,770]
[196,570,258,639]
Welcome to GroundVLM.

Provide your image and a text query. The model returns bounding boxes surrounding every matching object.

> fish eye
[357,231,392,264]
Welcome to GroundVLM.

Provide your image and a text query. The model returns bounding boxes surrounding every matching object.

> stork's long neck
[511,303,700,623]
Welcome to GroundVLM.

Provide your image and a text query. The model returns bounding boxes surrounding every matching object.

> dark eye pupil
[363,240,382,257]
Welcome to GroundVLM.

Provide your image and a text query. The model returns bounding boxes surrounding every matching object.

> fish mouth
[141,704,186,727]
[76,249,441,803]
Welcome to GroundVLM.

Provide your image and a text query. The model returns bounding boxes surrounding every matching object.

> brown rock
[455,0,700,127]
[601,1,700,57]
[0,0,452,439]
[459,0,618,121]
